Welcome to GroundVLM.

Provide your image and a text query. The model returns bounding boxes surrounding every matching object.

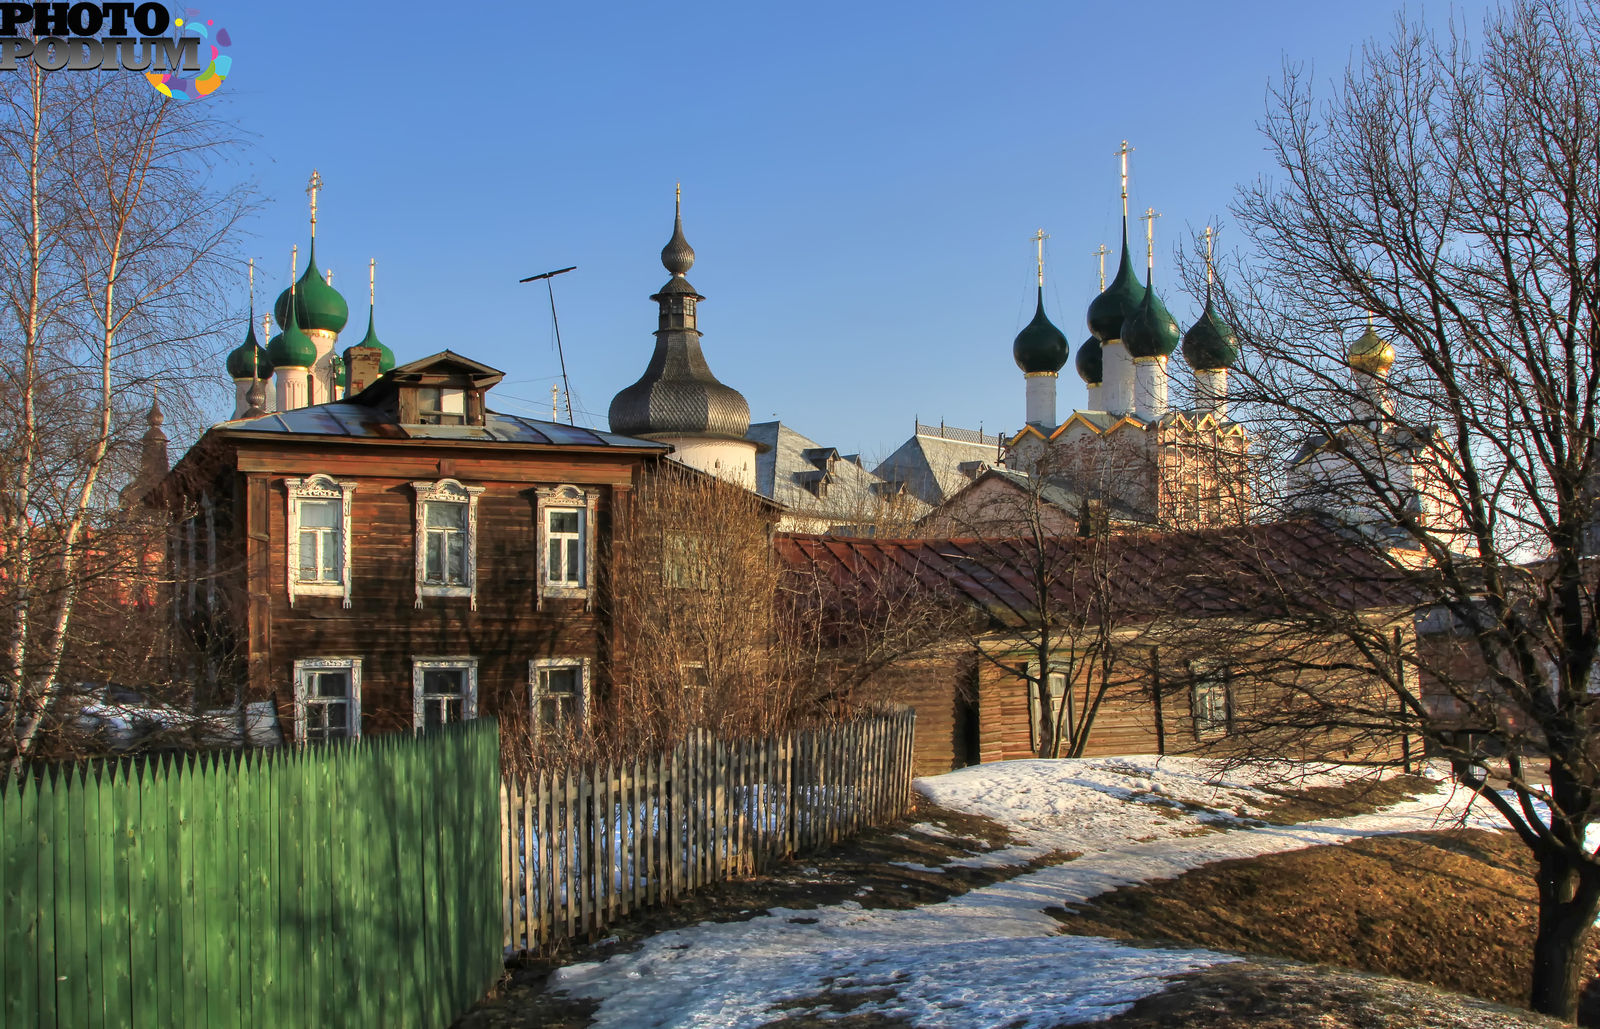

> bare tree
[0,61,248,774]
[1215,2,1600,1017]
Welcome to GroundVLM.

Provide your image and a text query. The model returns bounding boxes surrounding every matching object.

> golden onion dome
[1347,325,1395,375]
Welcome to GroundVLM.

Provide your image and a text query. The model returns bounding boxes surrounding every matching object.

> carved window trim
[411,478,484,609]
[529,657,590,734]
[411,656,480,730]
[292,657,363,742]
[536,485,598,608]
[285,474,357,608]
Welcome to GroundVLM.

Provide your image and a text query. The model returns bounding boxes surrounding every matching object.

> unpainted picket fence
[500,710,917,955]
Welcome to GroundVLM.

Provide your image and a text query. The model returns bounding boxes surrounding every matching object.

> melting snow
[547,757,1507,1028]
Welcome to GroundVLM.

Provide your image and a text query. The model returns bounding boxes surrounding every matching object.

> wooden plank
[3,776,37,1029]
[563,769,577,943]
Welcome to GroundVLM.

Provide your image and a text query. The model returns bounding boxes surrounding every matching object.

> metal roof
[220,402,667,450]
[776,520,1414,631]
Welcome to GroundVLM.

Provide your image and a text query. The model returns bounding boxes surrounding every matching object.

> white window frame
[292,657,362,742]
[1191,662,1233,739]
[411,657,480,730]
[411,478,484,609]
[537,485,598,607]
[663,530,712,589]
[1025,661,1069,754]
[529,657,590,734]
[285,474,357,608]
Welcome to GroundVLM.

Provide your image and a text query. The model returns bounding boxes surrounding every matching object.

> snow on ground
[548,757,1507,1029]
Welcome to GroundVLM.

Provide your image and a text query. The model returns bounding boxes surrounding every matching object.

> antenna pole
[519,266,579,424]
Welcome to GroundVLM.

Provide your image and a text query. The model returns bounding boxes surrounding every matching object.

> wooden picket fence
[0,720,503,1029]
[501,710,916,955]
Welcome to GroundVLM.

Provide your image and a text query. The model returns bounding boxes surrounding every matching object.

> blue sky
[203,0,1480,460]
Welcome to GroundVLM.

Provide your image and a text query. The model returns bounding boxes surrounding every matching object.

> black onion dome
[1086,222,1147,342]
[608,201,751,441]
[1075,335,1103,385]
[607,343,752,439]
[1121,272,1180,359]
[661,210,695,276]
[1182,295,1239,370]
[1012,289,1069,374]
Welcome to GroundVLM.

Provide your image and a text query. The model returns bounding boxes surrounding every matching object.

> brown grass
[1053,829,1600,1025]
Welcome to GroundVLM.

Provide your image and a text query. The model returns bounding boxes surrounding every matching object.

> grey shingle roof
[872,430,1001,506]
[221,402,666,450]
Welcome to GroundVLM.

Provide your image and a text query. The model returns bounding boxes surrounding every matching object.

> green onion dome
[1347,324,1395,375]
[1121,272,1180,359]
[1012,288,1069,374]
[1075,335,1102,385]
[273,241,349,335]
[225,317,272,379]
[1086,223,1147,342]
[1182,296,1239,370]
[339,309,398,390]
[266,296,316,369]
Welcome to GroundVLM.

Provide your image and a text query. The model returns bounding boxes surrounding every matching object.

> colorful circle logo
[146,10,231,101]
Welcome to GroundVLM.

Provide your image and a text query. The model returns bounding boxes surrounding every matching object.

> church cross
[1116,140,1134,218]
[1139,206,1161,270]
[306,169,323,237]
[1032,228,1048,287]
[1092,243,1109,290]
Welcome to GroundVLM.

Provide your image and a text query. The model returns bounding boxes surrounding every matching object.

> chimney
[344,345,383,396]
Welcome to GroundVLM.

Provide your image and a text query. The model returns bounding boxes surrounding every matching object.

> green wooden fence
[0,719,503,1029]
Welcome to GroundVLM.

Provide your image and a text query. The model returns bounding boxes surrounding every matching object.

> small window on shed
[418,386,466,425]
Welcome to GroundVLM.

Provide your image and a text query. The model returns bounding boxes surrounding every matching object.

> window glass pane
[426,501,465,529]
[566,539,582,584]
[548,539,562,579]
[301,499,339,529]
[321,534,339,581]
[447,535,466,583]
[425,531,444,581]
[550,510,579,534]
[315,672,349,698]
[299,531,319,579]
[326,703,348,730]
[423,668,464,696]
[542,667,578,697]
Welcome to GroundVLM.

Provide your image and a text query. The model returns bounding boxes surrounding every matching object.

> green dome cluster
[340,309,398,390]
[1012,289,1069,374]
[1121,272,1180,359]
[1182,296,1239,371]
[1075,336,1102,385]
[225,318,273,379]
[273,241,349,335]
[266,298,316,369]
[1086,227,1146,342]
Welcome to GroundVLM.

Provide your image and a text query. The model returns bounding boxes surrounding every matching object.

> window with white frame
[1191,663,1233,738]
[412,658,479,730]
[537,485,597,603]
[663,530,711,589]
[547,508,584,586]
[285,475,356,607]
[1026,667,1069,753]
[293,658,362,742]
[411,479,484,608]
[530,658,588,732]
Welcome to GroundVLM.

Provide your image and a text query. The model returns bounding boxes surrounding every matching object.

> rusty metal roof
[775,520,1414,630]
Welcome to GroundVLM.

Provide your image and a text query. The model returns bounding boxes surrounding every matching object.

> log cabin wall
[225,440,657,742]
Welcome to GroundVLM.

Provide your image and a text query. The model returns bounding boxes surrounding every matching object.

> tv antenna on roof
[520,265,578,424]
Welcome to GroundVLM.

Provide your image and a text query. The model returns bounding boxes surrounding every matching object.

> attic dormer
[356,350,506,428]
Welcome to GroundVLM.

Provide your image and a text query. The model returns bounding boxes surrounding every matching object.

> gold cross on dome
[1116,139,1134,216]
[1092,243,1109,290]
[307,169,323,236]
[1139,206,1161,269]
[1031,228,1048,287]
[1204,225,1216,286]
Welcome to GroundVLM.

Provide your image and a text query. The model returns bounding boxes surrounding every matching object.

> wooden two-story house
[152,350,668,745]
